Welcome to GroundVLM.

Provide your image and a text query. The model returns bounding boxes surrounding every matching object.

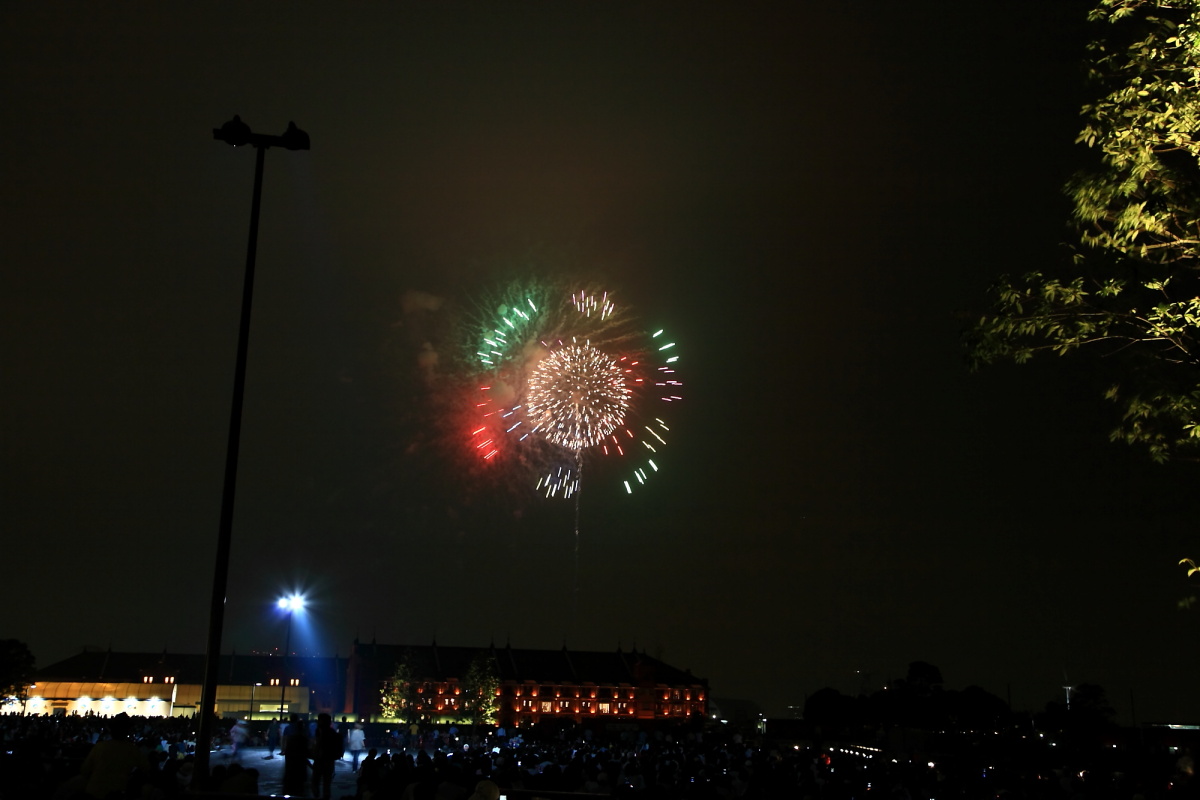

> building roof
[38,649,345,686]
[39,644,705,691]
[359,642,705,687]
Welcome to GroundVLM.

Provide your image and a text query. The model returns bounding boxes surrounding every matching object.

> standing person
[229,719,249,764]
[347,722,366,771]
[79,713,149,799]
[311,713,341,800]
[282,714,310,797]
[357,748,382,798]
[264,718,280,760]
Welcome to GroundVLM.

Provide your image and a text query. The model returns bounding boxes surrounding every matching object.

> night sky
[5,3,1199,724]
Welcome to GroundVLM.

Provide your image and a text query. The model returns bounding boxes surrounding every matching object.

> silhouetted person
[468,779,501,800]
[357,748,382,798]
[220,763,259,794]
[79,712,149,799]
[265,718,280,759]
[283,714,310,796]
[312,712,341,799]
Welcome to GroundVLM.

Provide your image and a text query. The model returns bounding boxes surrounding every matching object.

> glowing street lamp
[277,594,305,721]
[278,595,305,613]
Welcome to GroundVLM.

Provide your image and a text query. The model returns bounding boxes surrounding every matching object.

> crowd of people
[3,710,1200,799]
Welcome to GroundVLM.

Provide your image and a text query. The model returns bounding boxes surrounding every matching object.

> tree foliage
[379,652,420,723]
[968,0,1200,462]
[905,660,944,693]
[802,664,1011,734]
[0,639,36,702]
[460,651,500,727]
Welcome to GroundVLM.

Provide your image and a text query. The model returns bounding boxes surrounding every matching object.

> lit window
[165,676,175,684]
[598,702,611,714]
[540,701,552,713]
[290,678,299,686]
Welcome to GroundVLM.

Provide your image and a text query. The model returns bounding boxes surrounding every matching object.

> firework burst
[467,283,681,498]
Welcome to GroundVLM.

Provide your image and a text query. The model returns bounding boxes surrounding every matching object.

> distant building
[32,648,345,719]
[30,642,707,729]
[348,640,708,727]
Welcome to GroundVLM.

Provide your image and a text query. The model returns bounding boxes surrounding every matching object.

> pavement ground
[208,745,360,798]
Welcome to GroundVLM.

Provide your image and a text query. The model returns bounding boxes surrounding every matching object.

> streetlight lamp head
[279,122,310,151]
[213,115,252,147]
[213,117,310,151]
[278,594,304,612]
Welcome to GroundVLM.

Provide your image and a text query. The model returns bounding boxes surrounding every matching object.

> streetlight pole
[276,594,303,721]
[279,614,291,721]
[196,117,310,782]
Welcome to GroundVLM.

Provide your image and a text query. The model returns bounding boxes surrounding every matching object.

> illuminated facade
[347,641,707,727]
[28,643,707,729]
[30,649,345,719]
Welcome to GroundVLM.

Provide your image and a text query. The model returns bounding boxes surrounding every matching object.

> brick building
[347,640,707,727]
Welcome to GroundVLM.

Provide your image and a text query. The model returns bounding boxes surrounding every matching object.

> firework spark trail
[573,449,582,631]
